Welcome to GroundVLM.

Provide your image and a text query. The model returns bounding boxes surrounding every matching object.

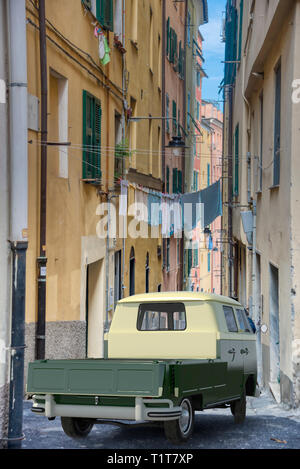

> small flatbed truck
[27,292,259,444]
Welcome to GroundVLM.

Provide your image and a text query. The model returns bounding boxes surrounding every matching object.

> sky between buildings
[200,0,226,107]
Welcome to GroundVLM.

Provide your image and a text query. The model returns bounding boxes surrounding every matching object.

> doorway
[114,250,122,306]
[269,263,280,401]
[129,247,135,296]
[85,259,104,358]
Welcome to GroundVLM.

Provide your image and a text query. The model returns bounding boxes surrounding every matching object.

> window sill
[81,178,102,187]
[269,184,280,191]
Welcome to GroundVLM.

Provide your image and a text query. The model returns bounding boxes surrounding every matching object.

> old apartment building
[222,0,300,406]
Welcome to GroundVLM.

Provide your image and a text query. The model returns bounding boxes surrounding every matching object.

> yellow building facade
[25,0,162,370]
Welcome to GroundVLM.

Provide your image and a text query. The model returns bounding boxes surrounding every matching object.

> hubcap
[179,400,191,434]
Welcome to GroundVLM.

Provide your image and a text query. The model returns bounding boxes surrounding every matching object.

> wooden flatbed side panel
[27,360,166,397]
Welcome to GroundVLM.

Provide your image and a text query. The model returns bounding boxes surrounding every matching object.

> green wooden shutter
[172,100,177,135]
[96,0,114,31]
[188,249,192,275]
[172,168,178,194]
[178,170,182,193]
[83,90,93,179]
[94,98,102,179]
[166,17,170,57]
[83,90,102,180]
[170,28,175,64]
[166,94,170,133]
[178,41,184,79]
[174,31,178,70]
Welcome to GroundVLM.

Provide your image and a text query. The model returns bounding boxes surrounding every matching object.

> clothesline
[119,179,223,236]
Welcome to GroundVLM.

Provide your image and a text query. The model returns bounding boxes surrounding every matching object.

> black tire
[230,392,246,424]
[164,398,194,444]
[61,417,94,439]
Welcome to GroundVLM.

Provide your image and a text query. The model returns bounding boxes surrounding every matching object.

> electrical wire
[29,140,262,162]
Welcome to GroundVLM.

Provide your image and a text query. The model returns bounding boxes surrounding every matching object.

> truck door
[235,308,257,376]
[219,305,244,397]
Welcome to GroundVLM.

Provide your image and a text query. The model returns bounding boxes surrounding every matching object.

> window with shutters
[166,166,170,193]
[193,249,198,267]
[187,92,191,130]
[178,109,181,136]
[172,100,177,135]
[169,28,177,66]
[166,17,170,57]
[82,90,102,181]
[166,94,170,134]
[178,170,182,194]
[197,101,200,121]
[172,168,178,194]
[187,10,191,46]
[187,248,192,275]
[207,163,210,187]
[96,0,114,31]
[166,239,170,271]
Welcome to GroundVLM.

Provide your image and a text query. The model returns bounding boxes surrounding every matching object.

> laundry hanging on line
[118,179,223,236]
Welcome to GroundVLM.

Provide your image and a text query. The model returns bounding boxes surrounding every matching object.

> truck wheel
[61,417,94,439]
[230,392,246,424]
[164,398,194,444]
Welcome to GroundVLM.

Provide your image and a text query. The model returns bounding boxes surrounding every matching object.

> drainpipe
[36,0,48,360]
[105,195,117,334]
[7,0,28,449]
[252,200,261,385]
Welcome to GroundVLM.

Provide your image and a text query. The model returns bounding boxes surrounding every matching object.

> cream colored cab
[107,292,257,380]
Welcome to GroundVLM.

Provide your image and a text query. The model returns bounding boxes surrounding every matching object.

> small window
[223,305,238,332]
[236,309,252,333]
[137,303,186,331]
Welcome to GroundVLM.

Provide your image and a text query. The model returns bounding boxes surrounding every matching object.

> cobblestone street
[21,391,300,450]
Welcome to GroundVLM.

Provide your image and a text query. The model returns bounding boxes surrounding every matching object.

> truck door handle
[240,348,249,355]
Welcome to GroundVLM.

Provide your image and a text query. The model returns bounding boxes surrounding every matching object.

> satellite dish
[98,35,105,60]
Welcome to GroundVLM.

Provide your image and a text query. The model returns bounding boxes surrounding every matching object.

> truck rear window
[137,303,186,331]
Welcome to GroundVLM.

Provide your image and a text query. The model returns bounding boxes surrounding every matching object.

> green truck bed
[27,358,231,405]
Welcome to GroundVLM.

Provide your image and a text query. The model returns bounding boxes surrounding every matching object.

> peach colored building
[202,101,223,295]
[162,0,186,291]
